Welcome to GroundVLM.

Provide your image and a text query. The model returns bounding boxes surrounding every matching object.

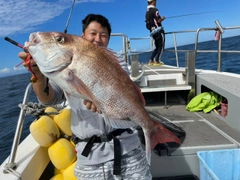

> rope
[18,102,66,117]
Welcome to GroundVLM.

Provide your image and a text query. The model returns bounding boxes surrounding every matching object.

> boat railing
[110,33,129,63]
[112,20,240,72]
[3,83,33,174]
[165,20,240,71]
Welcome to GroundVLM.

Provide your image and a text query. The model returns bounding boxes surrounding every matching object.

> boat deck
[1,64,240,180]
[139,64,240,178]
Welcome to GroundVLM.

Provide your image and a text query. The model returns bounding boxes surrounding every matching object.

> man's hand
[18,52,44,79]
[18,52,55,102]
[157,16,165,23]
[83,100,102,114]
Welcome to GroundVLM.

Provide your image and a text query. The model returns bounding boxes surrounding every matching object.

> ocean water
[1,35,240,164]
[0,74,38,164]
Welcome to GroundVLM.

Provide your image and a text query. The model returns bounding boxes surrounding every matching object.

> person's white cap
[147,0,154,2]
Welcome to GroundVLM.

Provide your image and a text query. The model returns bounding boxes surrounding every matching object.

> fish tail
[143,121,181,164]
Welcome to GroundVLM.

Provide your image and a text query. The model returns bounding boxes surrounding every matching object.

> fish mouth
[29,32,40,45]
[24,32,40,51]
[24,32,43,60]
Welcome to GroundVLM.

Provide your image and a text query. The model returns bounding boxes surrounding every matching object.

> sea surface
[1,35,240,164]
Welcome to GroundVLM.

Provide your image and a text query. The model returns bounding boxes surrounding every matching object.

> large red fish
[25,32,180,164]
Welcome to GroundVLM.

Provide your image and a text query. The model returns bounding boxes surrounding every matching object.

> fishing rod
[64,0,77,33]
[165,11,220,19]
[4,37,24,49]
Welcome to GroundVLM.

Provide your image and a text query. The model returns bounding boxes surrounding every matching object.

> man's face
[82,21,110,47]
[153,0,156,5]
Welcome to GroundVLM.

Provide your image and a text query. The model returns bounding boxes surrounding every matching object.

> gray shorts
[74,146,152,180]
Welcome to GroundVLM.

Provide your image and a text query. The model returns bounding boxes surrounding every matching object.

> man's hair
[82,14,112,37]
[147,0,154,5]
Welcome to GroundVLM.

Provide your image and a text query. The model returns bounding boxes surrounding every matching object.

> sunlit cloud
[0,68,10,74]
[117,50,123,54]
[0,67,27,77]
[0,0,112,37]
[13,66,27,71]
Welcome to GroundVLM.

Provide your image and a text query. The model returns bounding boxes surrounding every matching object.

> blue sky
[0,0,240,77]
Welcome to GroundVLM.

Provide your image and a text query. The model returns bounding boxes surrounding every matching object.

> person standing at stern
[145,0,165,65]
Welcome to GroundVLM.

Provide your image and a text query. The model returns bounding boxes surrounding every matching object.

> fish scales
[61,34,144,120]
[25,32,181,164]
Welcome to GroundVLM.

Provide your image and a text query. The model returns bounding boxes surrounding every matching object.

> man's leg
[155,32,164,64]
[74,146,152,180]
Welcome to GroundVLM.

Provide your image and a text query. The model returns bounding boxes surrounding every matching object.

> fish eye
[55,36,64,43]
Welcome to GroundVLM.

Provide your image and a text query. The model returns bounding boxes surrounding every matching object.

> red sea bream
[24,32,181,164]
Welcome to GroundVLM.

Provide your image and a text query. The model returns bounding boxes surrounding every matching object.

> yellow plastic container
[30,115,60,147]
[48,138,76,170]
[54,108,72,137]
[50,173,64,180]
[63,161,77,180]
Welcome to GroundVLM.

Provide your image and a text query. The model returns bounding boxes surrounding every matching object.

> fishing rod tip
[4,37,10,40]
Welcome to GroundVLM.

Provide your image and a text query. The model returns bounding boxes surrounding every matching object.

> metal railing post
[4,83,32,172]
[110,33,129,63]
[185,51,196,96]
[215,20,224,72]
[131,54,139,78]
[217,33,222,72]
[172,33,179,67]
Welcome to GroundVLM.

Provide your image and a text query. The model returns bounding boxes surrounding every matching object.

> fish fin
[143,121,181,164]
[98,46,118,61]
[98,47,126,72]
[66,69,101,110]
[103,115,138,128]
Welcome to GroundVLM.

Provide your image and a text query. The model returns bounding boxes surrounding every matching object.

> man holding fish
[19,14,155,179]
